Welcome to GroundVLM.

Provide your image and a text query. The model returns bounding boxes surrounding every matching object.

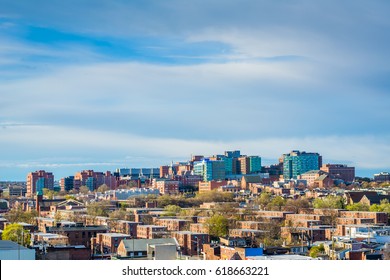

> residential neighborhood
[1,150,389,260]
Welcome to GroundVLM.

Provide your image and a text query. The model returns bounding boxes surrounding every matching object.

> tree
[5,207,38,225]
[195,191,234,203]
[2,224,31,247]
[97,184,109,193]
[43,189,57,199]
[79,186,90,194]
[256,192,272,210]
[284,197,311,213]
[68,212,85,223]
[162,205,182,216]
[86,200,111,217]
[268,196,286,211]
[260,220,283,246]
[369,199,390,215]
[346,203,369,211]
[179,208,201,218]
[205,214,229,238]
[65,195,77,200]
[54,211,62,223]
[313,196,344,209]
[309,244,325,258]
[109,209,129,220]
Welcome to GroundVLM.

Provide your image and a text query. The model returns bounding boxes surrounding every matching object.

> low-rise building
[31,233,69,246]
[154,180,180,195]
[116,221,142,237]
[374,172,390,183]
[190,223,208,234]
[136,225,168,239]
[44,223,108,248]
[339,211,388,224]
[92,232,131,255]
[198,181,227,193]
[117,238,179,259]
[220,246,264,260]
[281,227,327,244]
[0,240,36,260]
[170,231,209,256]
[155,218,190,231]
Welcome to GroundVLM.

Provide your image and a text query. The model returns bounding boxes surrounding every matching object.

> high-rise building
[116,168,130,177]
[249,156,262,173]
[320,164,355,183]
[60,176,75,192]
[261,163,283,181]
[236,155,262,174]
[193,159,225,181]
[282,150,322,179]
[191,155,204,162]
[222,157,234,175]
[159,165,170,178]
[27,170,54,196]
[74,170,117,191]
[225,150,241,158]
[373,172,390,183]
[238,156,250,174]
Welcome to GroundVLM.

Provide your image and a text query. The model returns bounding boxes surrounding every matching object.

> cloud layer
[0,1,389,180]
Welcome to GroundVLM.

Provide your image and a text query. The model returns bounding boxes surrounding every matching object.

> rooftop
[172,231,208,235]
[121,238,178,252]
[247,254,315,260]
[0,240,30,251]
[47,225,108,232]
[99,233,131,237]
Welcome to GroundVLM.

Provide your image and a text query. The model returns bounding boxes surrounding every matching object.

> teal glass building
[283,150,322,179]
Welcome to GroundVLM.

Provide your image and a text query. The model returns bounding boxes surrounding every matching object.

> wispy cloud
[0,124,389,176]
[0,1,389,180]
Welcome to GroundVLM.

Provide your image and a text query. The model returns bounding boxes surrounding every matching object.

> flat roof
[0,240,30,251]
[137,225,166,228]
[47,226,107,232]
[172,231,208,235]
[247,254,315,260]
[18,222,33,226]
[32,233,65,237]
[231,229,268,233]
[100,233,131,237]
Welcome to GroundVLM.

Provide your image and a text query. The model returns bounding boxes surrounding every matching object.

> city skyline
[0,149,370,182]
[1,1,390,180]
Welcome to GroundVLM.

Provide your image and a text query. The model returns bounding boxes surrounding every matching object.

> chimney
[36,193,43,215]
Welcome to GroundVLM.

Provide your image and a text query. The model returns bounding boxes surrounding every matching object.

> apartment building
[136,225,168,239]
[170,231,209,256]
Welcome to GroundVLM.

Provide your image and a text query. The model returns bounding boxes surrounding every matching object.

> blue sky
[1,0,390,180]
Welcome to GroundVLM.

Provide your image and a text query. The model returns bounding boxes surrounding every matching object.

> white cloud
[1,1,390,179]
[1,125,389,172]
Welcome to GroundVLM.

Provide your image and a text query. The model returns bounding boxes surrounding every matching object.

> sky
[0,0,390,181]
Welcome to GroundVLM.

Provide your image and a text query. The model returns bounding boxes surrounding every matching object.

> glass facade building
[249,156,262,173]
[283,151,321,179]
[193,159,225,181]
